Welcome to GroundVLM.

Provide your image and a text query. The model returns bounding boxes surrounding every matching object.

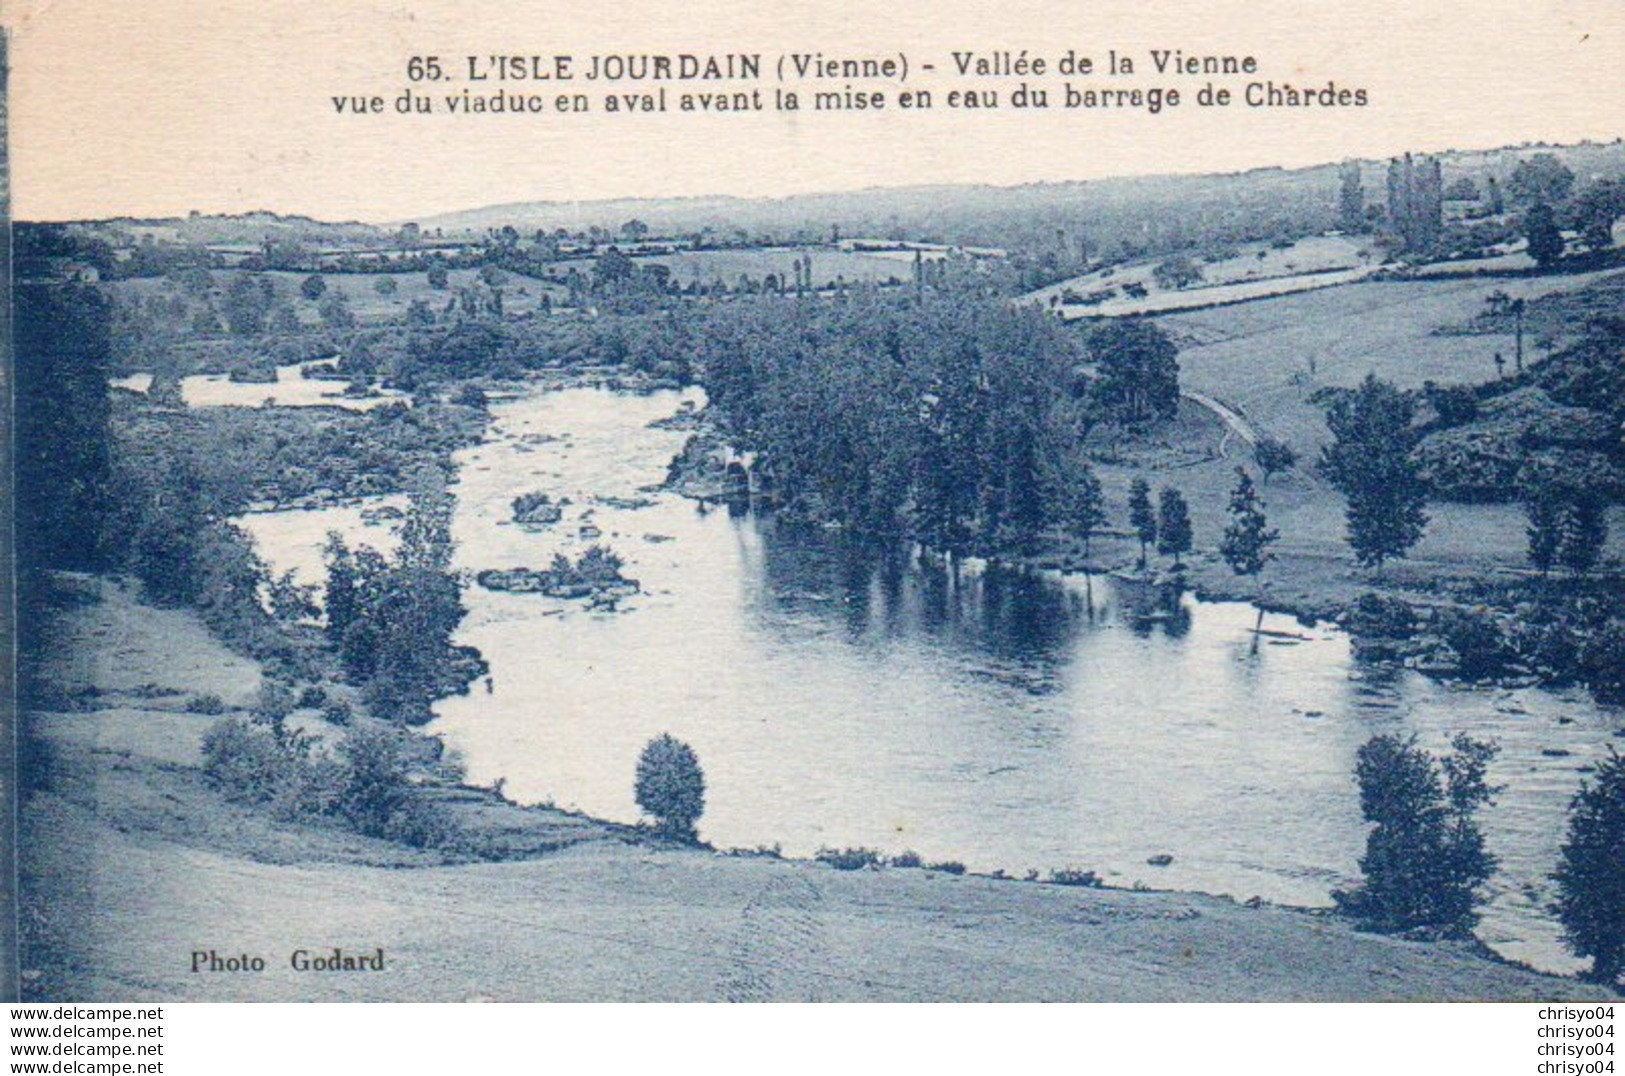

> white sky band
[4,0,1623,222]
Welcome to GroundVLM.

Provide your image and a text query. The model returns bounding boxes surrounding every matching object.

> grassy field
[1160,269,1625,452]
[1031,225,1623,318]
[1028,235,1379,317]
[636,247,915,289]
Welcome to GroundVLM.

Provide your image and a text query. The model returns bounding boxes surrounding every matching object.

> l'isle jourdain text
[330,49,1370,118]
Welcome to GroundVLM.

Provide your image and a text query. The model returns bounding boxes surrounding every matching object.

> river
[239,383,1621,975]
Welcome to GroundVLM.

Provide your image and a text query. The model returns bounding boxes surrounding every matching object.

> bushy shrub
[1435,607,1509,679]
[1253,437,1298,482]
[1048,868,1104,888]
[1423,382,1480,428]
[1577,622,1625,705]
[550,545,627,587]
[253,679,297,723]
[816,847,883,871]
[927,860,967,875]
[452,383,489,409]
[185,693,227,715]
[200,715,340,819]
[202,712,458,849]
[336,722,417,839]
[1342,592,1418,639]
[1507,614,1583,685]
[201,717,289,804]
[633,733,705,840]
[889,850,924,868]
[296,685,328,709]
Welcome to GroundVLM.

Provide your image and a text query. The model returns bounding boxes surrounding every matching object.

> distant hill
[407,140,1625,256]
[74,211,389,248]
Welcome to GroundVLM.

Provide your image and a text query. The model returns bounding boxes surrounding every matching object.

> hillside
[408,141,1625,250]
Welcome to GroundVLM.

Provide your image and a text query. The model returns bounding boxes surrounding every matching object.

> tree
[1507,153,1575,209]
[1128,478,1157,569]
[321,491,474,724]
[1253,436,1298,483]
[374,276,398,296]
[15,281,115,575]
[1152,255,1203,291]
[1524,487,1564,576]
[1386,153,1443,253]
[1215,475,1269,574]
[1553,748,1625,985]
[1334,733,1499,936]
[1043,451,1107,556]
[1524,202,1566,269]
[1556,491,1608,577]
[634,733,705,840]
[426,261,450,290]
[1443,176,1480,203]
[1220,467,1279,643]
[221,273,274,335]
[1155,487,1193,567]
[300,273,327,301]
[1572,178,1625,253]
[593,247,636,289]
[1086,320,1180,425]
[1338,161,1365,232]
[318,290,356,330]
[1318,375,1429,569]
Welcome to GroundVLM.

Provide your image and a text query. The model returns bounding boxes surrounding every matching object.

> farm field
[1029,225,1623,318]
[289,268,567,322]
[1159,269,1625,453]
[634,247,916,288]
[1027,234,1380,317]
[108,267,569,329]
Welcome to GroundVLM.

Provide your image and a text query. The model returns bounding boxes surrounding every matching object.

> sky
[5,0,1623,223]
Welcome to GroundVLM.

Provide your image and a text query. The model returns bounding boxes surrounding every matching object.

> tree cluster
[695,292,1106,558]
[322,490,483,724]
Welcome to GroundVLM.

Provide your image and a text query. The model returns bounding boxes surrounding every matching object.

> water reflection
[752,523,1092,673]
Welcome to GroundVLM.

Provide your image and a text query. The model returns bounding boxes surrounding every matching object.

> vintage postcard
[5,0,1624,1002]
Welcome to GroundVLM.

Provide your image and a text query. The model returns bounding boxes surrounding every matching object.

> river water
[239,384,1621,975]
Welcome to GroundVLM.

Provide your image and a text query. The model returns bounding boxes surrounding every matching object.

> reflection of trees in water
[1108,576,1191,640]
[749,519,1088,677]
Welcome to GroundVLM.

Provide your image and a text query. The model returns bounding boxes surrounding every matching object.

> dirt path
[19,578,1614,1002]
[1182,390,1258,454]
